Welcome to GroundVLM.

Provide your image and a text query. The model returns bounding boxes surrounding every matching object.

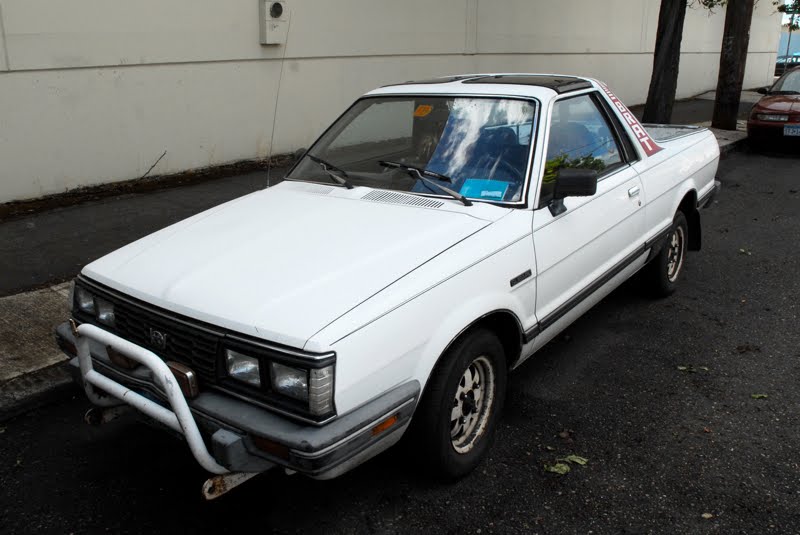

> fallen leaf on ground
[545,445,556,451]
[544,463,571,475]
[751,393,768,400]
[559,455,588,466]
[701,513,714,520]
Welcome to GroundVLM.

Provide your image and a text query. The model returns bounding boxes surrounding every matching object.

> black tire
[645,210,688,297]
[414,328,507,479]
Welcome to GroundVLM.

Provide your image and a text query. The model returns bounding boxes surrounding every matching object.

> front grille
[74,284,222,386]
[112,300,219,384]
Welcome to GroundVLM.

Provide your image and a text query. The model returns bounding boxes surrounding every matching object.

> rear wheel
[645,210,688,297]
[415,328,507,479]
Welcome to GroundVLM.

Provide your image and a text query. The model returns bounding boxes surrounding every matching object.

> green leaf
[544,462,571,475]
[751,393,768,399]
[560,455,589,466]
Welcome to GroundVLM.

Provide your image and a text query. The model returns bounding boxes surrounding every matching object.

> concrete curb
[0,361,78,422]
[719,136,749,157]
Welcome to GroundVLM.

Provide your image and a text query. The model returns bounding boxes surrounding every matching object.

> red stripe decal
[597,82,663,157]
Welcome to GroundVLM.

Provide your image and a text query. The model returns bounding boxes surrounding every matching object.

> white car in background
[57,73,720,498]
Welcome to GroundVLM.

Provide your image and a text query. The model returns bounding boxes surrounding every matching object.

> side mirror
[554,168,598,199]
[757,87,769,95]
[548,168,598,216]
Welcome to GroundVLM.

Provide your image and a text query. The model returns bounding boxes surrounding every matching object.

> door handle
[628,186,641,198]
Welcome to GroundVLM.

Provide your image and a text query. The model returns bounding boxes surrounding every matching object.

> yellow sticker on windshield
[414,105,433,117]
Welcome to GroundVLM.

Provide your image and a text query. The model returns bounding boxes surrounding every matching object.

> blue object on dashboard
[460,179,510,200]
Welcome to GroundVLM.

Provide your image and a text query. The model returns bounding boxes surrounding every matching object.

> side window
[540,93,624,206]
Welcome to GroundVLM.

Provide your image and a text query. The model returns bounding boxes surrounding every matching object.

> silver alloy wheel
[666,225,686,283]
[450,355,495,454]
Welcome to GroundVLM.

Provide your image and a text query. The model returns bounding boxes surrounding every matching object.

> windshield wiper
[307,154,354,189]
[378,161,471,206]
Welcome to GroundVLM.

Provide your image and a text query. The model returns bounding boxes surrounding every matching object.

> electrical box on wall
[260,1,290,45]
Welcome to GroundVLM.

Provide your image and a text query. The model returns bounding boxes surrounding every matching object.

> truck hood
[83,181,503,349]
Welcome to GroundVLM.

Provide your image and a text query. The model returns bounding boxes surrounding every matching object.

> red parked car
[747,66,800,149]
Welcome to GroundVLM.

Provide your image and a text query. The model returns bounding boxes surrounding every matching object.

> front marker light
[75,286,95,314]
[270,362,308,401]
[225,349,261,387]
[308,366,335,416]
[95,297,115,327]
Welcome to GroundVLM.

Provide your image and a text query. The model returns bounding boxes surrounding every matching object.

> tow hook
[201,472,259,500]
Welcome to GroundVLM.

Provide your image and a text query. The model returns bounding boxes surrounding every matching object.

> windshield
[772,70,800,93]
[287,96,538,203]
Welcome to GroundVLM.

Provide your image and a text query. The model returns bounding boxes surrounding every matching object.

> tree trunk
[711,0,756,130]
[642,0,688,124]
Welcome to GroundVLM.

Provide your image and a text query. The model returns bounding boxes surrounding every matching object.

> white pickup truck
[56,74,720,498]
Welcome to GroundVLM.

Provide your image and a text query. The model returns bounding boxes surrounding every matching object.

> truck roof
[368,73,597,100]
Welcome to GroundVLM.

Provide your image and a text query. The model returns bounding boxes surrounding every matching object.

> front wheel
[645,210,688,297]
[414,328,507,479]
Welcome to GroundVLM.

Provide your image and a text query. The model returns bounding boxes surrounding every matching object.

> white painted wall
[0,0,782,203]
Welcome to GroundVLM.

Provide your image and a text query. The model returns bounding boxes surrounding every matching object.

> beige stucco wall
[0,0,782,203]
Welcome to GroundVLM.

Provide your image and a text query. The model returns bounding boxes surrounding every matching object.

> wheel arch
[677,189,701,251]
[416,307,524,395]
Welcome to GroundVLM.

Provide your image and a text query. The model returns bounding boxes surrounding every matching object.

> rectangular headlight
[225,349,261,387]
[75,286,95,314]
[756,114,789,122]
[95,297,115,327]
[270,362,308,401]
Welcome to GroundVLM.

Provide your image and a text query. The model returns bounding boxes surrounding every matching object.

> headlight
[75,286,96,314]
[270,363,335,415]
[225,349,262,387]
[223,345,336,418]
[95,297,115,327]
[270,362,308,401]
[756,114,789,122]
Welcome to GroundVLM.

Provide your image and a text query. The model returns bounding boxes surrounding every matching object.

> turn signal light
[371,414,399,436]
[166,361,199,399]
[108,345,138,370]
[251,436,290,460]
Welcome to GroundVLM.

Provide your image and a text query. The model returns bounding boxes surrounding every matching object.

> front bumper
[56,321,419,479]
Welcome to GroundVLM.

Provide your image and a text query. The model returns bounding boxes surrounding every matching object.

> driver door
[532,92,646,346]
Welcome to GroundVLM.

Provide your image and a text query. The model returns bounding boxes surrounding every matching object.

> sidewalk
[0,92,755,420]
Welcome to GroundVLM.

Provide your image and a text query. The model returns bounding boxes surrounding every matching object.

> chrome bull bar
[74,322,228,475]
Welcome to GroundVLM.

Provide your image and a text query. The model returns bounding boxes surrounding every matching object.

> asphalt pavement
[0,149,798,533]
